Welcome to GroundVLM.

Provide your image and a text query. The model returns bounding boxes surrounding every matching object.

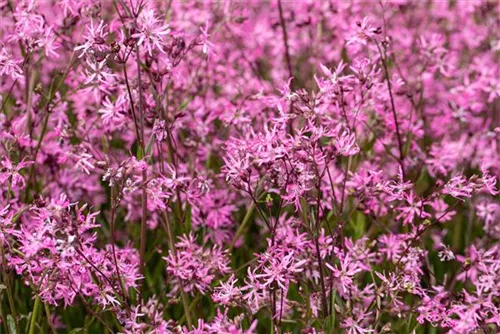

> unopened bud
[34,83,43,94]
[110,42,120,53]
[463,258,472,270]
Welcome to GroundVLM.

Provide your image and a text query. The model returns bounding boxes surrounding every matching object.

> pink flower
[0,205,21,244]
[199,21,216,57]
[346,17,380,46]
[83,58,116,85]
[164,233,229,295]
[212,274,242,306]
[341,312,374,334]
[442,174,474,200]
[0,156,32,189]
[326,256,363,296]
[132,9,171,56]
[395,191,430,225]
[74,20,108,58]
[98,95,127,126]
[334,128,360,156]
[255,251,307,290]
[0,47,23,79]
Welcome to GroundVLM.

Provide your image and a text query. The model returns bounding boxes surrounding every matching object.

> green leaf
[7,315,17,334]
[349,211,366,239]
[180,98,192,110]
[145,133,155,158]
[136,145,144,160]
[324,314,336,333]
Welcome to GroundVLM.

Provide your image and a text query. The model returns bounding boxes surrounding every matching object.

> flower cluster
[0,0,499,333]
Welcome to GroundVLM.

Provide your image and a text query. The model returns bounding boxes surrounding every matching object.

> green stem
[0,298,11,334]
[0,243,19,334]
[180,289,193,328]
[178,294,201,325]
[163,212,193,328]
[44,302,56,334]
[228,202,255,253]
[28,297,41,334]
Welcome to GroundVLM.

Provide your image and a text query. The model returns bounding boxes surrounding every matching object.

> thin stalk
[44,303,57,334]
[228,202,255,253]
[110,186,128,301]
[163,212,193,328]
[339,156,352,213]
[247,188,271,229]
[0,243,19,334]
[67,275,116,332]
[178,294,201,325]
[26,51,77,198]
[314,238,329,318]
[26,57,37,139]
[135,42,148,305]
[74,247,125,301]
[0,298,11,334]
[277,0,293,80]
[122,65,144,147]
[277,0,296,136]
[312,157,329,319]
[375,41,405,178]
[28,297,41,334]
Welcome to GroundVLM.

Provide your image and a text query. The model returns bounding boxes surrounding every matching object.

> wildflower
[98,95,127,126]
[479,164,499,195]
[70,148,95,175]
[341,312,374,334]
[395,192,430,226]
[132,9,171,56]
[164,233,229,295]
[442,174,474,200]
[326,256,363,296]
[255,251,307,290]
[316,60,355,95]
[334,128,360,156]
[438,244,455,261]
[0,47,23,79]
[378,234,405,262]
[476,201,500,238]
[0,205,21,244]
[221,154,251,187]
[152,119,168,142]
[0,156,32,189]
[74,20,108,57]
[212,275,242,306]
[199,21,216,57]
[0,1,499,331]
[346,17,380,46]
[84,58,116,85]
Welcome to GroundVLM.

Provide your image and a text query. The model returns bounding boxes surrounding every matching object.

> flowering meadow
[0,0,499,333]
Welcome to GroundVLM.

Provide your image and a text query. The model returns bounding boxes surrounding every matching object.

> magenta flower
[132,9,171,56]
[346,17,380,46]
[74,20,108,58]
[255,247,307,289]
[395,191,430,226]
[0,156,32,189]
[0,1,498,332]
[341,313,374,334]
[326,256,363,296]
[442,174,474,200]
[0,47,23,79]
